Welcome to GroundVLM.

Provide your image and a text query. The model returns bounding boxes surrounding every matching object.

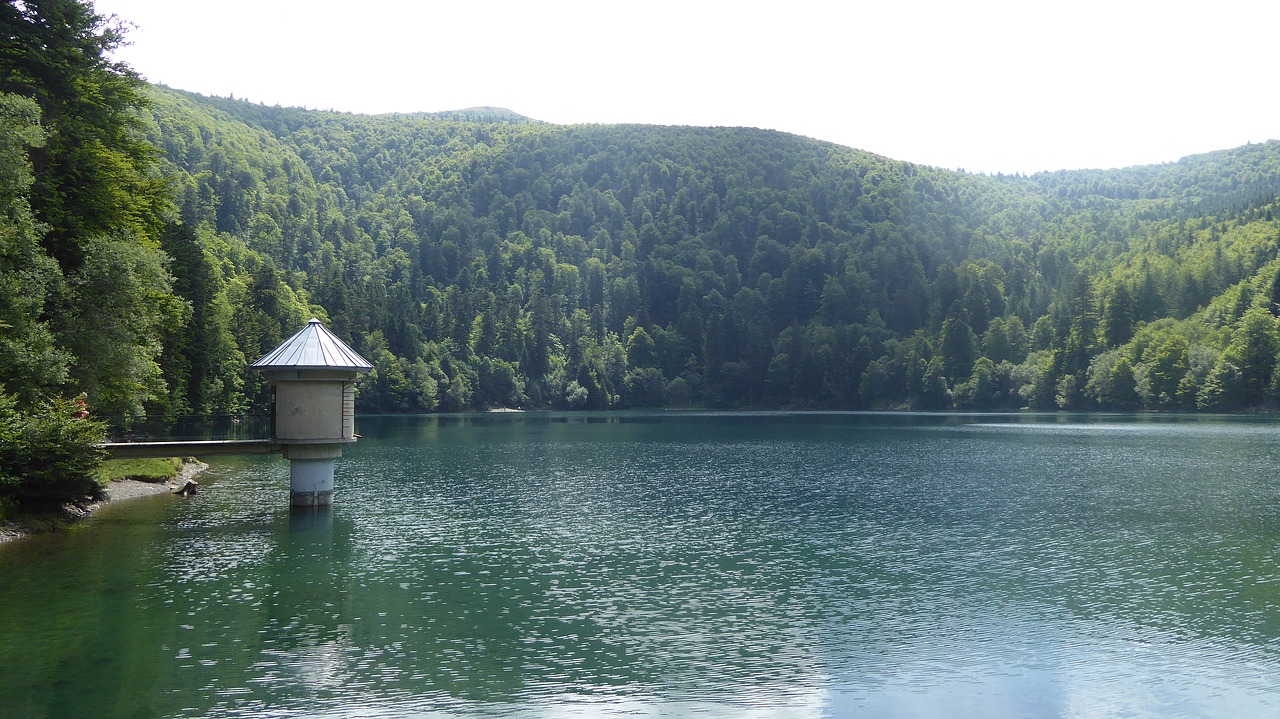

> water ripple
[3,413,1280,718]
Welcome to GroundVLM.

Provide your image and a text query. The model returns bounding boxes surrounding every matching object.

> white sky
[93,0,1279,175]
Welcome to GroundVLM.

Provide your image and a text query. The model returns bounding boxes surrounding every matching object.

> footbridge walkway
[100,415,280,459]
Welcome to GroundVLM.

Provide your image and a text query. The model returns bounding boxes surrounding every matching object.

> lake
[2,412,1279,718]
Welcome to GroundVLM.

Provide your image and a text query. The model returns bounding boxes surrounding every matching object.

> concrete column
[285,444,343,507]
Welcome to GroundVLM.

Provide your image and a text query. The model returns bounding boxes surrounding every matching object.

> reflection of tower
[289,503,335,534]
[252,319,372,506]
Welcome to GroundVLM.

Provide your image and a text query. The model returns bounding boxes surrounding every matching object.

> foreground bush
[0,393,107,510]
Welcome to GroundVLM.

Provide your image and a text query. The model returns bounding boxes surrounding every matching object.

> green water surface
[2,412,1279,718]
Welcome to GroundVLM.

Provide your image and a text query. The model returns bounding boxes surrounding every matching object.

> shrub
[0,495,17,521]
[0,392,107,510]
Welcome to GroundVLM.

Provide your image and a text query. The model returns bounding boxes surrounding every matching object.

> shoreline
[103,459,207,501]
[0,459,207,545]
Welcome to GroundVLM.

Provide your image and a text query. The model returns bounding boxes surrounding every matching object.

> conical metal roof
[251,319,373,372]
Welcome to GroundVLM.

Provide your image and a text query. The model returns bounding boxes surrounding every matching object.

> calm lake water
[2,412,1280,718]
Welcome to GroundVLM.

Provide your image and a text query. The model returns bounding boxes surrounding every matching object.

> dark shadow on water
[289,504,335,534]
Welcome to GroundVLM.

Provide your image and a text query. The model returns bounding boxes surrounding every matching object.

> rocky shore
[0,459,207,544]
[104,459,206,501]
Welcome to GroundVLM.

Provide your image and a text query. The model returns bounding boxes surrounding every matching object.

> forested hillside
[136,87,1280,415]
[6,0,1280,423]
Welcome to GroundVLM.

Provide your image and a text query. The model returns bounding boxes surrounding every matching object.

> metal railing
[101,415,272,443]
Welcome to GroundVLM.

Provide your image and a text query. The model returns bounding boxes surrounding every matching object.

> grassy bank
[98,457,188,484]
[1,457,195,543]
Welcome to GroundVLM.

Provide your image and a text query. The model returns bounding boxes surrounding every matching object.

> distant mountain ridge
[413,106,534,123]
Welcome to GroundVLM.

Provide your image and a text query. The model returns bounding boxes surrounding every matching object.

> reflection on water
[2,412,1279,718]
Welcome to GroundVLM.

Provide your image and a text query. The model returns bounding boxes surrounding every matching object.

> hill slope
[137,87,1280,414]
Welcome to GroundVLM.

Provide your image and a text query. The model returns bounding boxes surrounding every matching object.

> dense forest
[7,0,1280,428]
